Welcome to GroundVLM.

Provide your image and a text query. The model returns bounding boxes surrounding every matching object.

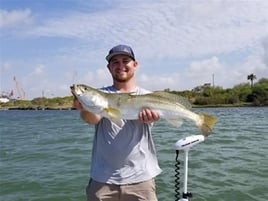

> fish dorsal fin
[150,91,192,109]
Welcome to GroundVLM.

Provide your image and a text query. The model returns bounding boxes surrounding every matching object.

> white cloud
[1,1,264,68]
[137,73,180,91]
[1,0,268,99]
[1,62,12,71]
[19,1,268,59]
[188,57,221,78]
[186,52,268,89]
[186,57,222,87]
[262,36,268,67]
[33,64,45,75]
[238,54,268,80]
[78,68,112,88]
[0,9,33,28]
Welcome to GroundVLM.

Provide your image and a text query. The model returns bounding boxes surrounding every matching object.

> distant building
[192,83,211,93]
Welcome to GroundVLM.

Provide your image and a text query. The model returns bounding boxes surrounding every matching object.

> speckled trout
[71,84,217,136]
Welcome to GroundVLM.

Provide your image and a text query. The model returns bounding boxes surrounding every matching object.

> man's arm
[73,97,101,124]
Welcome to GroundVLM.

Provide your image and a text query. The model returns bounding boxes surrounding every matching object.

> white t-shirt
[90,86,162,184]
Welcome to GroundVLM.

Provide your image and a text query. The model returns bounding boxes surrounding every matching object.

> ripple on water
[0,108,268,201]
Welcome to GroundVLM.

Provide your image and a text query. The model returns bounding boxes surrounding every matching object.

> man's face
[107,54,138,83]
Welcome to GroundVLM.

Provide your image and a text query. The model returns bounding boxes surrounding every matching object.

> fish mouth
[70,85,74,91]
[70,84,80,96]
[70,84,85,96]
[70,85,75,95]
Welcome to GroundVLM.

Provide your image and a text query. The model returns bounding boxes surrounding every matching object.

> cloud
[188,57,221,78]
[1,62,12,71]
[77,68,112,88]
[186,57,222,87]
[0,9,33,28]
[239,53,268,80]
[32,64,45,76]
[1,0,268,99]
[17,0,266,65]
[137,72,180,91]
[262,36,268,67]
[186,53,268,89]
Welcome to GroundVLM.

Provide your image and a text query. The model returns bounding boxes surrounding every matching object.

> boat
[0,95,10,103]
[0,91,13,103]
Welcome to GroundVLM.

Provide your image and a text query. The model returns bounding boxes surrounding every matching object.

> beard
[112,71,135,83]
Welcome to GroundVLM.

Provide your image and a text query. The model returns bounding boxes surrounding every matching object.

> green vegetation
[0,96,74,110]
[0,78,267,110]
[166,78,268,107]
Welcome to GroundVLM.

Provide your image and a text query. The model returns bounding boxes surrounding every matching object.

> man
[73,44,162,201]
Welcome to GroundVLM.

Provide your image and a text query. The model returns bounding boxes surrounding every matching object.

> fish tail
[198,113,217,136]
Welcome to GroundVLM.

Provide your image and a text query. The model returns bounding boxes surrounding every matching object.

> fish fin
[151,91,192,109]
[104,107,121,118]
[104,107,124,127]
[198,113,217,136]
[166,118,183,127]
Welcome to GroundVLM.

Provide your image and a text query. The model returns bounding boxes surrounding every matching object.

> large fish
[71,84,217,136]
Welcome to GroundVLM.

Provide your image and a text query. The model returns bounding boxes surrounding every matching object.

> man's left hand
[138,109,160,123]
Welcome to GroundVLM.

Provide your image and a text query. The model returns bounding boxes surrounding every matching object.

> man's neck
[113,81,137,92]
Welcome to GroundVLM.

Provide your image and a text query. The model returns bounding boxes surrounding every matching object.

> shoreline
[0,104,265,111]
[0,106,75,110]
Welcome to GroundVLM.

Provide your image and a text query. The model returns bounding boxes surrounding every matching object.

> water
[0,107,267,201]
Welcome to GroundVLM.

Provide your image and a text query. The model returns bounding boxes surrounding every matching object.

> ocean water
[0,107,267,201]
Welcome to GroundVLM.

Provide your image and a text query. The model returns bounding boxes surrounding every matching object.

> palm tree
[247,73,257,87]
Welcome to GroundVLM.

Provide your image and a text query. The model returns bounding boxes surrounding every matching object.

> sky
[0,0,268,99]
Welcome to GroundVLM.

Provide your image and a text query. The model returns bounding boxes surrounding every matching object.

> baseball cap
[106,44,135,62]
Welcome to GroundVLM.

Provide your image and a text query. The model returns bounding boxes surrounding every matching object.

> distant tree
[232,83,252,102]
[247,73,257,87]
[164,88,170,92]
[247,86,268,106]
[247,78,268,105]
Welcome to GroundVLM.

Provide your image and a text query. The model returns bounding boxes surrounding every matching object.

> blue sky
[0,0,268,99]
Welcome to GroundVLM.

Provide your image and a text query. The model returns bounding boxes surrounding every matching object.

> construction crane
[13,76,26,100]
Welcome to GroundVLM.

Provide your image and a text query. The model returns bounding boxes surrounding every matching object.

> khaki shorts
[86,178,158,201]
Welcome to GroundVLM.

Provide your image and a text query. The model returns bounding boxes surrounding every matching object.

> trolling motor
[174,135,205,201]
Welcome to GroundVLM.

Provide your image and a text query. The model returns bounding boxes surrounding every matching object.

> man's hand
[73,97,83,110]
[138,108,160,123]
[73,97,102,124]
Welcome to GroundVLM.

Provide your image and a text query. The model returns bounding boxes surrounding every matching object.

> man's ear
[133,61,138,68]
[107,64,111,73]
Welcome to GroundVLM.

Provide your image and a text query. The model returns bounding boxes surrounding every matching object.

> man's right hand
[73,97,102,124]
[73,97,83,110]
